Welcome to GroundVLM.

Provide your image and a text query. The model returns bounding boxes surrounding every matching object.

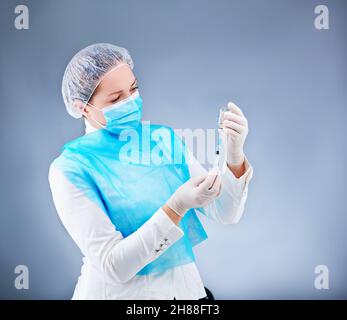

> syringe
[213,107,228,175]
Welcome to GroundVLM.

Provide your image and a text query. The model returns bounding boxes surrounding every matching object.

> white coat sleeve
[186,147,254,224]
[48,164,184,284]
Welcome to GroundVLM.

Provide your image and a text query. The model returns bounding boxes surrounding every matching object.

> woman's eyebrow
[107,78,138,97]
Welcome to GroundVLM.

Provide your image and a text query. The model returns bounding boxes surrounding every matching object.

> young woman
[48,43,253,300]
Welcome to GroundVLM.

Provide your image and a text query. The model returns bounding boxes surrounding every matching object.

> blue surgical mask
[86,90,143,135]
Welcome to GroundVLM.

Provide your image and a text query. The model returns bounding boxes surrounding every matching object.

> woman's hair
[61,43,134,119]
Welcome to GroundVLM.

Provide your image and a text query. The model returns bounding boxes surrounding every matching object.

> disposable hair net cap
[62,43,134,119]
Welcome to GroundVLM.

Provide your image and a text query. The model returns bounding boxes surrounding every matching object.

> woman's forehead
[97,64,135,94]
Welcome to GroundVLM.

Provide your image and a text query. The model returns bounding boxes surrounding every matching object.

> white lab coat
[48,121,254,300]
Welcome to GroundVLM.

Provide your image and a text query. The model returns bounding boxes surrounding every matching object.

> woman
[48,43,254,300]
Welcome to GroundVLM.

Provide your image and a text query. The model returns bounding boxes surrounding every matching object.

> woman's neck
[84,118,98,134]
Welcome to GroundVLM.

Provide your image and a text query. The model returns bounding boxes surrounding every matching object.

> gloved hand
[166,168,222,217]
[221,102,249,166]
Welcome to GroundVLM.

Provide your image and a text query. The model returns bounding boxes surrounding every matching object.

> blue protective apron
[52,122,208,276]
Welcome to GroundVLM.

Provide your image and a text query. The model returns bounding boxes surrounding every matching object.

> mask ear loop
[84,102,107,129]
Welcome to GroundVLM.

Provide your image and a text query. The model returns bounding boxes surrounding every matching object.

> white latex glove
[166,168,222,217]
[221,102,249,166]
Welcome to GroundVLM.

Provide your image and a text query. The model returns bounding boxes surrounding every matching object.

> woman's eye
[111,97,120,103]
[132,86,139,91]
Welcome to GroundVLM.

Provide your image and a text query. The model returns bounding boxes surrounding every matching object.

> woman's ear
[73,100,87,117]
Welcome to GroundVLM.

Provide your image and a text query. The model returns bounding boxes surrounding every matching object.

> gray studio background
[0,0,346,299]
